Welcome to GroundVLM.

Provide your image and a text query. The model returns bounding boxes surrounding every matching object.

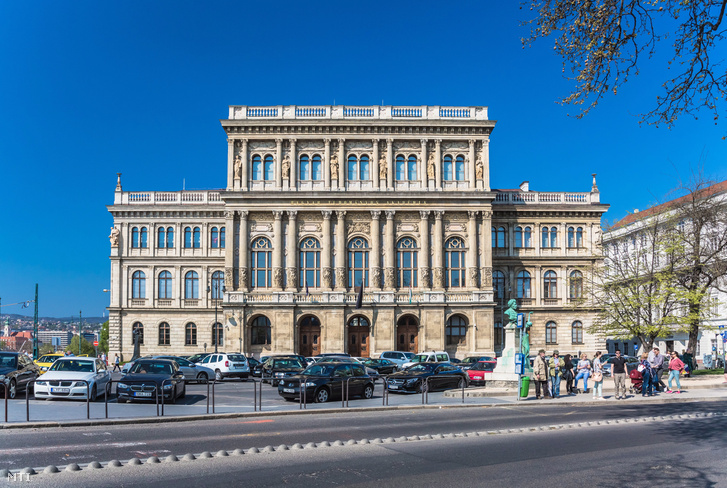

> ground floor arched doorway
[396,315,419,353]
[298,315,321,357]
[347,316,370,357]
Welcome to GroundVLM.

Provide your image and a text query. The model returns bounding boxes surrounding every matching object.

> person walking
[682,349,694,377]
[563,354,575,395]
[648,346,666,392]
[667,351,685,393]
[533,349,550,399]
[574,353,591,394]
[592,351,605,400]
[640,352,654,397]
[548,350,564,399]
[112,353,121,373]
[611,349,628,400]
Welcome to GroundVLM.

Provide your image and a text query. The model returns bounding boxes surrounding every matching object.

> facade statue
[476,156,484,180]
[108,226,120,247]
[234,154,242,179]
[131,328,141,361]
[379,158,387,180]
[282,155,291,180]
[594,226,603,244]
[427,153,435,179]
[522,312,533,360]
[330,155,339,180]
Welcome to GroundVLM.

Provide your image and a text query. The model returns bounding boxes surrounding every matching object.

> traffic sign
[516,313,524,328]
[93,340,99,347]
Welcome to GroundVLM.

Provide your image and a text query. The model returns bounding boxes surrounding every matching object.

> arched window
[193,227,201,248]
[158,271,172,299]
[132,322,144,345]
[515,226,523,248]
[166,227,174,248]
[185,271,199,299]
[311,155,322,180]
[407,155,417,181]
[347,155,358,181]
[396,237,418,288]
[251,237,272,289]
[251,316,272,345]
[445,237,465,288]
[210,270,225,299]
[212,322,223,347]
[543,270,557,298]
[569,270,583,299]
[395,155,406,180]
[299,237,321,288]
[211,227,220,248]
[550,226,557,248]
[568,227,575,248]
[576,227,583,247]
[263,155,274,180]
[523,226,532,247]
[185,323,197,346]
[545,321,557,344]
[131,227,140,248]
[443,155,453,181]
[359,155,370,180]
[157,227,165,248]
[132,271,146,299]
[252,155,263,180]
[455,155,465,181]
[541,227,549,248]
[496,226,507,248]
[446,315,467,346]
[349,316,370,327]
[493,270,506,305]
[220,227,225,248]
[184,227,192,248]
[517,271,531,298]
[348,237,369,288]
[140,227,147,248]
[572,321,584,344]
[299,155,310,180]
[158,322,170,346]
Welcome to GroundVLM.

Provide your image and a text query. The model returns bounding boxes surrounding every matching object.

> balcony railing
[116,190,224,205]
[227,290,494,305]
[494,191,597,205]
[228,105,489,121]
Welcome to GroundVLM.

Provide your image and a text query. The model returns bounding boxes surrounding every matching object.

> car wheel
[457,378,466,389]
[215,370,223,382]
[314,387,330,403]
[363,384,374,399]
[118,397,127,404]
[416,380,426,394]
[8,379,17,399]
[242,374,249,380]
[197,372,209,383]
[90,385,97,402]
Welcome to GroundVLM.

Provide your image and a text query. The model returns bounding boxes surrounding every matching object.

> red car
[466,361,496,386]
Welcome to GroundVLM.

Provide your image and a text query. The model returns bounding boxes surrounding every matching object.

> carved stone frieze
[384,267,395,289]
[433,268,444,288]
[348,221,370,236]
[249,141,276,152]
[468,268,479,288]
[225,267,234,288]
[442,141,468,151]
[335,268,346,288]
[286,268,298,290]
[273,268,284,288]
[481,267,492,286]
[445,223,466,233]
[420,267,431,289]
[396,223,418,233]
[372,267,382,289]
[345,141,374,151]
[298,222,322,234]
[322,268,332,289]
[240,268,249,290]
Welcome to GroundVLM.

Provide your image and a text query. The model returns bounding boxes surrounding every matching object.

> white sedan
[34,357,111,401]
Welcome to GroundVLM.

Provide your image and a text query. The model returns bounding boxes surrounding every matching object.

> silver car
[34,357,111,401]
[153,356,215,382]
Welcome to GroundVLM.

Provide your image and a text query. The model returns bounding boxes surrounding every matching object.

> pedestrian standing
[682,349,694,377]
[548,350,564,399]
[563,354,575,395]
[574,353,591,394]
[648,346,666,392]
[640,352,654,397]
[611,349,628,400]
[533,349,549,399]
[667,351,685,393]
[101,352,107,366]
[112,353,121,372]
[592,351,604,400]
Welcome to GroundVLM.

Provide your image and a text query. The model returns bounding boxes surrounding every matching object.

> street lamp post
[208,281,226,354]
[79,310,82,356]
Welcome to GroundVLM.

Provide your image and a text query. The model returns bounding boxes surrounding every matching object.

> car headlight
[275,372,284,377]
[36,381,47,386]
[163,384,173,390]
[405,378,419,384]
[304,382,317,387]
[41,367,48,371]
[117,383,128,389]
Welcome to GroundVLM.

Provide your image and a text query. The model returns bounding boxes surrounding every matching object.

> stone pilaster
[468,139,476,190]
[337,138,345,190]
[420,139,428,188]
[467,210,479,288]
[227,138,235,191]
[286,210,298,290]
[435,139,442,190]
[481,138,490,191]
[272,210,284,289]
[384,210,396,289]
[480,210,492,289]
[419,210,430,289]
[275,138,283,189]
[289,139,297,190]
[240,139,249,191]
[386,138,394,190]
[321,210,333,289]
[239,211,249,291]
[324,138,331,190]
[370,210,382,289]
[224,210,235,290]
[372,139,379,190]
[335,210,346,289]
[433,211,444,289]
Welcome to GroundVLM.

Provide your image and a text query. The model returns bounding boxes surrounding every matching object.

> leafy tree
[99,321,109,354]
[522,1,727,128]
[0,340,6,350]
[39,344,56,355]
[65,335,96,356]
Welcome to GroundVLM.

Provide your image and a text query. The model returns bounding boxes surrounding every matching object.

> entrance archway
[347,316,370,357]
[396,315,419,353]
[298,315,321,357]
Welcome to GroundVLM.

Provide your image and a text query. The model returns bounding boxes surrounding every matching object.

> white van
[401,351,450,369]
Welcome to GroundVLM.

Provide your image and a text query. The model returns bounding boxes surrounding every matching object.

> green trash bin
[519,376,530,398]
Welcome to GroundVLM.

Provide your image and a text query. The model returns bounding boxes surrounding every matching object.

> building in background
[107,105,608,361]
[36,331,73,350]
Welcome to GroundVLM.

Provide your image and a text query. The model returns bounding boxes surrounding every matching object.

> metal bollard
[26,384,30,421]
[206,378,210,414]
[85,380,90,419]
[104,381,110,419]
[211,380,216,414]
[4,381,8,423]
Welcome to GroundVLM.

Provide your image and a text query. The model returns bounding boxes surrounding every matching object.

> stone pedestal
[493,325,522,385]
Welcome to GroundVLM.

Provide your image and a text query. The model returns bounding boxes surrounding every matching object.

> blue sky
[1,1,726,317]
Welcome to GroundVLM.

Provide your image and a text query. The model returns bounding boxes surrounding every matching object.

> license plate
[388,384,398,390]
[233,363,244,369]
[473,376,483,380]
[134,392,152,397]
[283,388,295,393]
[51,387,70,393]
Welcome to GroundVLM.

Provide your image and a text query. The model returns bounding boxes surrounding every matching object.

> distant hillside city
[0,313,107,353]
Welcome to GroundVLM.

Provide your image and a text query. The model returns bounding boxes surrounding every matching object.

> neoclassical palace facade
[107,105,608,361]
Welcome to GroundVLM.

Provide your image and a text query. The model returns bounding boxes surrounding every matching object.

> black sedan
[261,357,307,386]
[116,359,186,404]
[357,357,399,375]
[0,352,40,399]
[386,362,468,393]
[278,362,375,403]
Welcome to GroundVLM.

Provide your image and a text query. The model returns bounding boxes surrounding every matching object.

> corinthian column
[335,210,347,290]
[239,211,249,291]
[468,139,476,190]
[224,210,235,290]
[480,210,492,290]
[433,211,444,289]
[419,210,431,289]
[321,210,333,289]
[275,138,283,189]
[467,211,479,289]
[372,139,380,190]
[272,211,284,289]
[435,139,442,190]
[227,139,235,191]
[240,139,249,191]
[384,210,396,289]
[324,138,331,190]
[286,211,298,290]
[370,210,382,289]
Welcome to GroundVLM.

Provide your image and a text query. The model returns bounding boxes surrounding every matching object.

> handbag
[591,371,603,382]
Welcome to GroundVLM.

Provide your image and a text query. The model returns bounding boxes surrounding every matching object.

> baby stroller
[629,369,643,394]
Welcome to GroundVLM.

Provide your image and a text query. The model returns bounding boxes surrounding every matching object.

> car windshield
[303,364,335,376]
[131,362,173,375]
[408,363,436,373]
[412,355,432,363]
[38,355,60,363]
[317,357,355,363]
[471,362,495,372]
[227,355,246,362]
[274,359,304,368]
[462,357,478,364]
[50,360,95,373]
[0,354,18,369]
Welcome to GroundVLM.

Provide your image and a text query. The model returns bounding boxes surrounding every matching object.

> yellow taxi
[34,353,65,374]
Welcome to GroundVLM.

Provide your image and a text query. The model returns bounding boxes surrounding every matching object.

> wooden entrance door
[299,316,321,357]
[347,316,370,357]
[397,316,419,353]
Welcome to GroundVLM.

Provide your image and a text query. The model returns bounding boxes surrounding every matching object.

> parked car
[402,351,450,369]
[34,353,65,374]
[314,356,379,378]
[460,355,497,371]
[314,353,351,358]
[379,351,414,367]
[466,361,496,386]
[121,356,152,374]
[386,362,468,393]
[357,357,399,375]
[185,353,213,364]
[0,352,40,399]
[251,356,269,378]
[305,357,318,365]
[261,357,307,386]
[152,355,215,382]
[196,353,250,381]
[34,357,111,401]
[602,355,640,377]
[278,361,375,403]
[116,358,186,404]
[246,357,260,374]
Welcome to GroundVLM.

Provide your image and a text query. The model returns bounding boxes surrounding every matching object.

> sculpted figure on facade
[379,158,387,180]
[240,268,249,291]
[420,267,430,289]
[330,155,339,180]
[322,268,332,289]
[372,267,382,289]
[433,268,444,289]
[225,267,234,289]
[109,226,120,247]
[427,153,435,180]
[468,268,479,288]
[234,154,242,180]
[282,155,291,180]
[286,268,297,290]
[475,155,484,180]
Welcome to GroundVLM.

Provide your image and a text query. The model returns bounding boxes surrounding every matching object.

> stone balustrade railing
[226,290,494,305]
[493,191,598,204]
[115,190,224,205]
[229,105,488,121]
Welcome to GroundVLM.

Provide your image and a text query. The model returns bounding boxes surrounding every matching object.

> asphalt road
[3,400,727,487]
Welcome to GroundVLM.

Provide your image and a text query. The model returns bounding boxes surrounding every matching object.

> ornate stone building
[107,105,608,361]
